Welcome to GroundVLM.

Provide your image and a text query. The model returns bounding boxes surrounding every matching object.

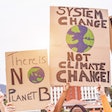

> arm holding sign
[53,83,70,112]
[53,83,87,112]
[97,84,112,112]
[0,91,15,112]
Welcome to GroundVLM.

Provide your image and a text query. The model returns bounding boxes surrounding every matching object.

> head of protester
[70,104,87,112]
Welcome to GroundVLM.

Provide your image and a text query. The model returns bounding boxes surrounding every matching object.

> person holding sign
[53,83,87,112]
[0,91,15,112]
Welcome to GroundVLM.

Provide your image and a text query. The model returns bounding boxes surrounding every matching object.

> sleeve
[100,94,112,112]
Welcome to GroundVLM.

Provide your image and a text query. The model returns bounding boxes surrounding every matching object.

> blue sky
[0,0,112,84]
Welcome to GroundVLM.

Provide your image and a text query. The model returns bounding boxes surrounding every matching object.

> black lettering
[56,70,66,82]
[79,70,90,81]
[9,89,16,102]
[39,87,50,101]
[57,7,66,15]
[58,17,67,25]
[68,70,77,82]
[11,68,23,85]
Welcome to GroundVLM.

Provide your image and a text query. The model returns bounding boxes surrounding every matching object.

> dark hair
[41,109,47,112]
[70,104,87,112]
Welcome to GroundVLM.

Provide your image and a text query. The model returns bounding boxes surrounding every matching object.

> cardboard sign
[5,50,50,111]
[110,16,112,52]
[50,6,110,87]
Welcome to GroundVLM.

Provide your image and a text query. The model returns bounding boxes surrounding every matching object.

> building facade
[50,86,103,111]
[51,86,98,104]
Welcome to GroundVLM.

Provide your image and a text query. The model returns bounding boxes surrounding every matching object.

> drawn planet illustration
[28,66,45,83]
[66,25,94,53]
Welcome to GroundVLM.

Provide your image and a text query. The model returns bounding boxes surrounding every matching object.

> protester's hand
[97,83,105,95]
[44,103,55,112]
[97,83,101,92]
[0,91,4,103]
[6,102,16,112]
[63,83,70,92]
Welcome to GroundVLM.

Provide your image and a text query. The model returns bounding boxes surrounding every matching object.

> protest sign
[5,50,50,111]
[110,16,112,52]
[50,6,110,87]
